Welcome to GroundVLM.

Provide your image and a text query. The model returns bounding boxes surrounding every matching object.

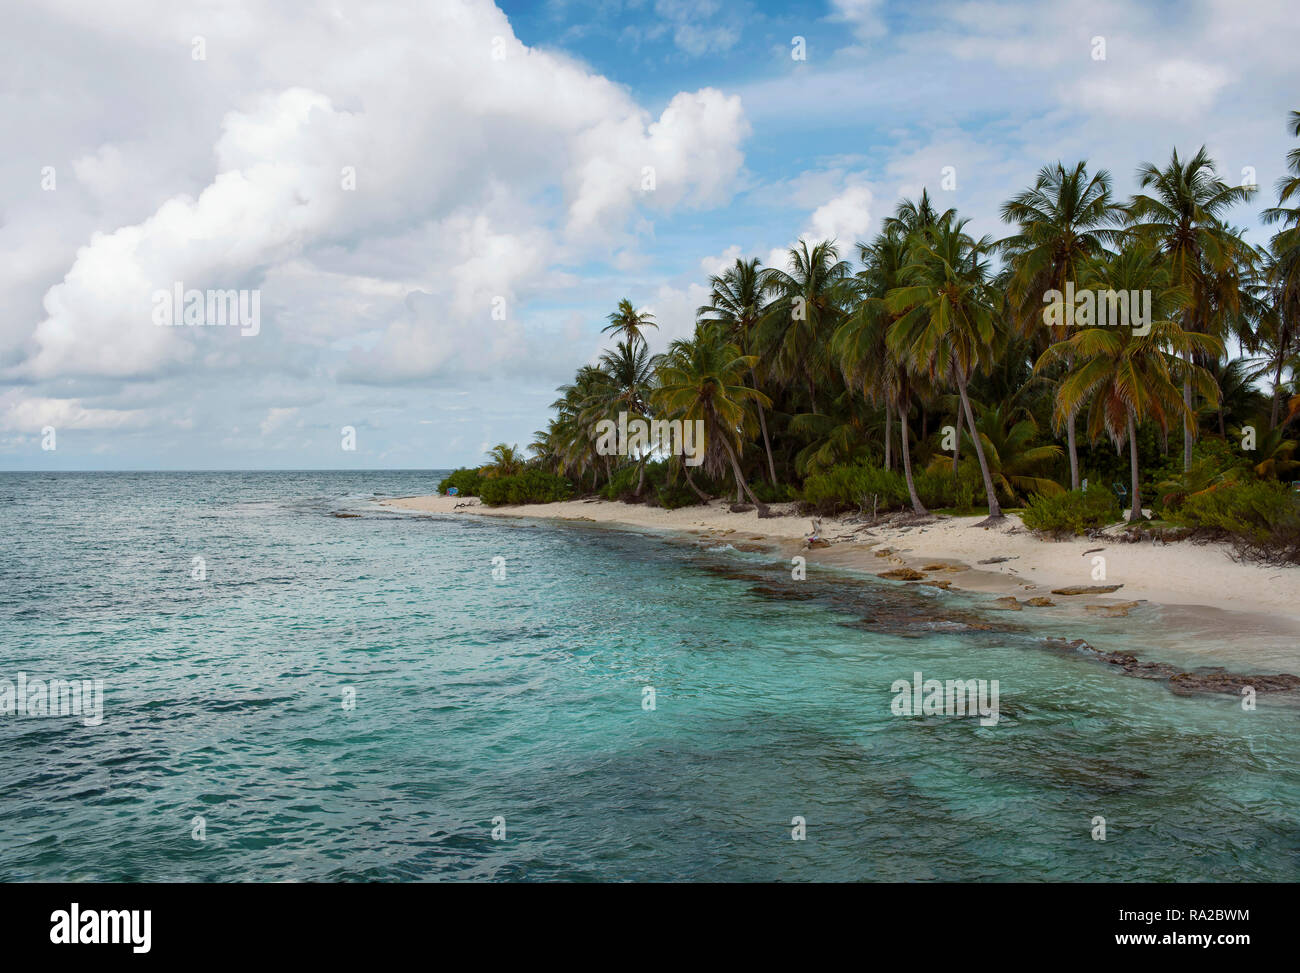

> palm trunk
[751,368,777,485]
[883,400,893,472]
[952,406,962,475]
[1066,410,1080,491]
[956,370,1002,520]
[1064,351,1080,491]
[1271,356,1284,429]
[721,436,769,516]
[1127,411,1142,524]
[683,463,710,502]
[1182,358,1193,472]
[900,406,927,516]
[635,453,648,496]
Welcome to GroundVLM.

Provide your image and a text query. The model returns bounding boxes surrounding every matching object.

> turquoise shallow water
[0,471,1297,881]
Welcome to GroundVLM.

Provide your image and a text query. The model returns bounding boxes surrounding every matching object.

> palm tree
[1039,243,1222,523]
[653,325,772,514]
[788,388,877,476]
[1261,111,1300,429]
[697,257,778,483]
[883,189,955,240]
[886,217,1006,521]
[602,299,658,347]
[548,365,618,486]
[930,401,1064,502]
[594,339,657,495]
[483,443,525,478]
[1126,146,1255,469]
[756,240,855,415]
[999,161,1119,489]
[834,229,928,513]
[1246,251,1300,428]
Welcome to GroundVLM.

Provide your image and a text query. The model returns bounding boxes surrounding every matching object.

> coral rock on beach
[1051,584,1124,595]
[878,567,925,580]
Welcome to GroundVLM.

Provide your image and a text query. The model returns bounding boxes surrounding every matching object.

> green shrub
[478,469,575,506]
[802,464,907,514]
[656,484,701,509]
[437,468,482,497]
[1170,480,1296,541]
[598,463,640,501]
[751,480,796,503]
[913,469,955,509]
[1021,488,1121,535]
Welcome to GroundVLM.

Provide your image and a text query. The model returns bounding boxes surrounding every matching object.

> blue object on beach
[448,487,459,496]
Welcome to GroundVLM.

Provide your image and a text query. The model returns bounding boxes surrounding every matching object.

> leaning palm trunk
[1127,411,1143,524]
[952,406,961,474]
[899,408,927,516]
[1182,367,1193,471]
[682,463,710,502]
[956,370,1003,520]
[721,437,769,516]
[751,367,777,484]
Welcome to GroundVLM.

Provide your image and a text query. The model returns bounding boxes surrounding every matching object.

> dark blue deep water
[0,471,1296,881]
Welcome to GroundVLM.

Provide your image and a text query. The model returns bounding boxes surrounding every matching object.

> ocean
[1,471,1296,881]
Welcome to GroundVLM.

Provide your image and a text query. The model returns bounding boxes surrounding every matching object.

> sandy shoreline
[379,493,1300,671]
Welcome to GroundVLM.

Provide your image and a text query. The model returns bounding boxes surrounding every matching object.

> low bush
[751,480,796,504]
[802,464,907,514]
[1021,488,1121,535]
[656,484,701,509]
[478,469,575,506]
[437,468,482,497]
[598,463,641,501]
[1170,480,1295,542]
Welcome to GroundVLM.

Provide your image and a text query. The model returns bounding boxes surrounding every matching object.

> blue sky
[1,0,1296,469]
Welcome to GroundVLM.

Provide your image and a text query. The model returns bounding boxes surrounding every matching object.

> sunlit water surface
[1,471,1296,881]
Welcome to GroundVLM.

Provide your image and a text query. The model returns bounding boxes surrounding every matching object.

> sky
[1,0,1297,470]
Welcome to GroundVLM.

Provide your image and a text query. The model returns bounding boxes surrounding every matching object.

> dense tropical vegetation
[447,112,1300,560]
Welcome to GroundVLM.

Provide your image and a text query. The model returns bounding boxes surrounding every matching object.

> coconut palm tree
[1261,111,1300,429]
[883,189,955,240]
[1246,250,1300,428]
[483,443,525,478]
[886,217,1006,520]
[1125,147,1256,469]
[939,401,1064,503]
[653,324,772,514]
[1038,243,1222,523]
[594,339,657,495]
[696,257,778,483]
[602,299,658,347]
[755,240,855,415]
[998,161,1120,489]
[834,229,928,514]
